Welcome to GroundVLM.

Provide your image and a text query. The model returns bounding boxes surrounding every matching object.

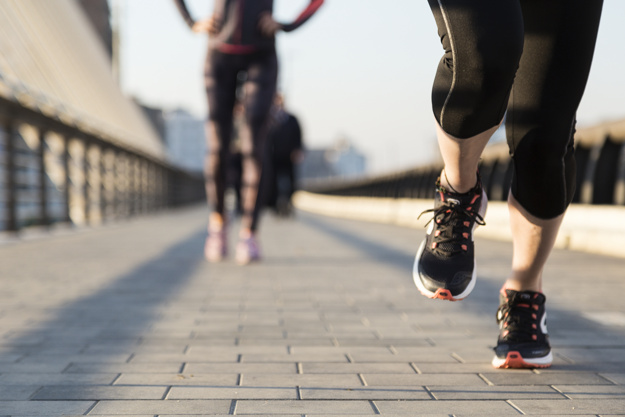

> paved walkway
[1,205,625,416]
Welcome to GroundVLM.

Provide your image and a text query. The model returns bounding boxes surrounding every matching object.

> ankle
[440,169,478,194]
[503,279,542,293]
[209,213,225,231]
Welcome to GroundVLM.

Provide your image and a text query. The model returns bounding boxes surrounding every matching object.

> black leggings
[204,48,278,231]
[429,0,603,218]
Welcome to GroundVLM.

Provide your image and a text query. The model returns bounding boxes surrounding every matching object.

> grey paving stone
[241,374,363,387]
[130,352,239,363]
[236,337,336,346]
[168,386,298,399]
[299,415,456,417]
[481,372,614,385]
[0,362,68,373]
[65,362,183,374]
[301,362,416,374]
[349,352,459,363]
[0,401,94,415]
[187,345,288,355]
[184,362,297,374]
[416,363,524,374]
[553,384,625,399]
[157,415,299,417]
[0,385,40,400]
[511,399,625,414]
[428,385,566,400]
[235,400,376,414]
[114,373,239,386]
[241,353,350,363]
[374,400,521,415]
[0,373,118,385]
[32,386,167,400]
[289,346,392,355]
[0,353,24,362]
[90,400,231,414]
[601,373,625,385]
[362,373,486,386]
[17,353,132,364]
[300,386,430,400]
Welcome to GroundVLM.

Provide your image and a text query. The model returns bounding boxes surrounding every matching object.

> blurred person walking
[263,93,304,217]
[173,0,324,264]
[413,0,603,368]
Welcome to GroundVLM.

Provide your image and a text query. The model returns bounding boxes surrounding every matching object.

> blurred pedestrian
[263,93,304,217]
[173,0,324,264]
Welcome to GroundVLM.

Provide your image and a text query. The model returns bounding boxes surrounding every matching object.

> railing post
[82,138,90,224]
[125,153,132,216]
[100,146,107,221]
[615,144,625,206]
[38,127,49,227]
[62,135,71,224]
[4,120,18,232]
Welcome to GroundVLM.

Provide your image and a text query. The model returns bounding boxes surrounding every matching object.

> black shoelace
[419,201,485,256]
[496,298,539,343]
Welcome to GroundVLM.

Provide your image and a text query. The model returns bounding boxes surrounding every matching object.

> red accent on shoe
[495,351,551,369]
[431,288,457,301]
[419,288,467,301]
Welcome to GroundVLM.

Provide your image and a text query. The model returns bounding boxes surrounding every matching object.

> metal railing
[306,124,625,207]
[0,95,205,233]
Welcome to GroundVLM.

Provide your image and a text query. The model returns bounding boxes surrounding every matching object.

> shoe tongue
[440,188,477,205]
[504,289,546,304]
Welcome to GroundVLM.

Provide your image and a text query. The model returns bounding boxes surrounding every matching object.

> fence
[305,122,625,207]
[0,95,205,233]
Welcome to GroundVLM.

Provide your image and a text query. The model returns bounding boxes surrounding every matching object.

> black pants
[429,0,603,218]
[204,48,278,231]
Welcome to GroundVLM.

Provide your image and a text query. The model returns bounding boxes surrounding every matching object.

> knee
[469,36,523,92]
[511,136,576,218]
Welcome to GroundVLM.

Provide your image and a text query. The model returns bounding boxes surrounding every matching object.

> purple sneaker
[235,236,261,265]
[204,228,227,262]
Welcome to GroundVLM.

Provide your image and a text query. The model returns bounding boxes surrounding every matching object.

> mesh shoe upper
[205,229,227,262]
[493,289,552,367]
[236,236,261,265]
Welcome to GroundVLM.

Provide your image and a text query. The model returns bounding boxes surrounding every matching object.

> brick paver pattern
[1,206,625,416]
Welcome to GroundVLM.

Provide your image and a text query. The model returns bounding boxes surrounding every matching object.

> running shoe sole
[492,351,553,369]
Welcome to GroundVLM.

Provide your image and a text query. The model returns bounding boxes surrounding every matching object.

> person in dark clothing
[413,0,603,369]
[173,0,323,264]
[263,93,304,217]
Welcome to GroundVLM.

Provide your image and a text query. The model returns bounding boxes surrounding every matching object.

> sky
[118,0,625,175]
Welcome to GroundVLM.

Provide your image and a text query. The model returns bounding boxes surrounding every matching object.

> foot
[413,176,487,301]
[235,236,261,265]
[492,288,552,369]
[204,226,227,263]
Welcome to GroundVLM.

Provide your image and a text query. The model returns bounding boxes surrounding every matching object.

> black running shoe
[492,288,552,369]
[413,177,487,301]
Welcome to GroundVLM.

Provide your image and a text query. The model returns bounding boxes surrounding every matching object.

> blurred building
[164,109,206,173]
[139,102,167,144]
[77,0,113,59]
[299,138,367,182]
